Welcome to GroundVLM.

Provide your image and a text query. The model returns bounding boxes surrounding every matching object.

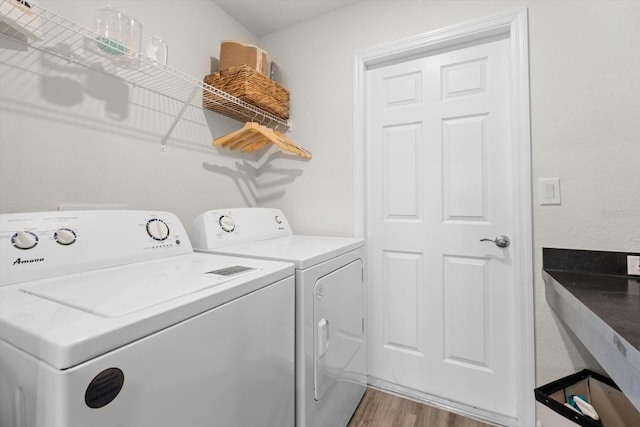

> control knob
[146,219,170,241]
[55,228,77,245]
[219,215,235,233]
[12,231,39,250]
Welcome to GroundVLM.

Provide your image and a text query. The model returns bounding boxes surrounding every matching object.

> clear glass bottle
[145,36,168,66]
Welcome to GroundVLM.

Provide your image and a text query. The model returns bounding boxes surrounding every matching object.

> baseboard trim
[367,377,518,427]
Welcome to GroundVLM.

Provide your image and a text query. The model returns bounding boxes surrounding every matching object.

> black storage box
[535,369,640,427]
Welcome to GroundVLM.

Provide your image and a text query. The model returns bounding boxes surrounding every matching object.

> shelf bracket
[160,86,199,151]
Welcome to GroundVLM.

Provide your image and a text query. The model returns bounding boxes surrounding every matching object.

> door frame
[352,9,534,426]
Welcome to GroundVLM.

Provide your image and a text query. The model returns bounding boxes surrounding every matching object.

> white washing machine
[0,210,295,427]
[191,208,367,427]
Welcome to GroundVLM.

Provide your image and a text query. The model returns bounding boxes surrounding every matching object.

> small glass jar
[95,6,142,66]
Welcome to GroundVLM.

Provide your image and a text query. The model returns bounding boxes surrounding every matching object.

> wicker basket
[203,65,289,120]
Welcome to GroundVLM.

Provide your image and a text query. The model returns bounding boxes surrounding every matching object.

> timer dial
[146,219,170,241]
[219,215,235,233]
[12,231,39,250]
[54,228,77,245]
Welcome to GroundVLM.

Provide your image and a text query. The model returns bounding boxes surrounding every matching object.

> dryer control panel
[0,210,193,286]
[191,208,292,250]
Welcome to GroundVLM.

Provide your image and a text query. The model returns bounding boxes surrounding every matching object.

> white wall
[258,0,640,386]
[0,0,260,225]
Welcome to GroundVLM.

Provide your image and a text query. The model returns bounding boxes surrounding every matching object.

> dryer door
[313,259,364,401]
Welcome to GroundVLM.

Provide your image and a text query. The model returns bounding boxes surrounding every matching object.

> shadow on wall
[202,155,258,207]
[256,150,305,203]
[39,43,129,119]
[550,312,603,374]
[202,146,306,206]
[0,36,215,155]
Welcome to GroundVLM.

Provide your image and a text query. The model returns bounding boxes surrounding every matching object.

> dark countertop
[545,270,640,352]
[543,264,640,412]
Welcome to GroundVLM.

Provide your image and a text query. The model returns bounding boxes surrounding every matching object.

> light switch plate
[539,178,561,205]
[628,255,640,276]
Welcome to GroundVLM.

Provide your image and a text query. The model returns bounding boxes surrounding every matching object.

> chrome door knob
[480,235,510,248]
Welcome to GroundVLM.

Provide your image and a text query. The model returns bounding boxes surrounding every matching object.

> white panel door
[366,37,516,418]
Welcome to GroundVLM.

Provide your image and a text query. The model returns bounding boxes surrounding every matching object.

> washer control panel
[0,210,192,286]
[191,208,292,250]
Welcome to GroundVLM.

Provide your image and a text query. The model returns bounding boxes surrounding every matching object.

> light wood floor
[347,388,496,427]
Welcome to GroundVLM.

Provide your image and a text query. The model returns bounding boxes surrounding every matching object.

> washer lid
[199,235,365,269]
[20,255,239,317]
[0,253,294,369]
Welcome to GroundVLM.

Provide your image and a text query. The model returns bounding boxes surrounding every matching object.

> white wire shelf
[0,0,290,149]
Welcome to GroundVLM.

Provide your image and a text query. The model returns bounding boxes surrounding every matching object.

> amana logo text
[13,258,45,266]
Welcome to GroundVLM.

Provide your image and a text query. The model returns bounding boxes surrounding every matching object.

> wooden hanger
[212,122,312,159]
[240,137,270,152]
[274,130,312,159]
[213,122,261,148]
[228,131,265,150]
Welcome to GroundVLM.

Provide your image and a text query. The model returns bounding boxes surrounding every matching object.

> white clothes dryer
[192,208,367,427]
[0,210,295,427]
